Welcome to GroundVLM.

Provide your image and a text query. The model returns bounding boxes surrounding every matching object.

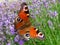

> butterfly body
[14,2,44,41]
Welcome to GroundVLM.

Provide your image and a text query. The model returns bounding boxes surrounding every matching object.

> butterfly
[14,2,44,41]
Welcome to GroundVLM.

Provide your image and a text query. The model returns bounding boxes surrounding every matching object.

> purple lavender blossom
[14,35,20,42]
[51,0,56,3]
[48,20,54,29]
[43,2,49,8]
[48,10,58,18]
[28,5,34,10]
[0,22,3,26]
[0,9,3,14]
[0,30,6,41]
[21,0,26,2]
[35,10,39,14]
[9,4,15,9]
[32,0,37,3]
[5,20,10,26]
[53,11,58,16]
[14,35,25,45]
[37,0,42,6]
[0,2,3,7]
[42,0,46,3]
[2,15,8,21]
[30,14,36,19]
[48,20,53,26]
[6,42,11,45]
[18,40,24,45]
[9,25,16,35]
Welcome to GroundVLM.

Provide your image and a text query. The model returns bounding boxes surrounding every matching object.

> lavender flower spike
[14,35,20,42]
[18,40,24,45]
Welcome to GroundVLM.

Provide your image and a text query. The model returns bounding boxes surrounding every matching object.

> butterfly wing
[14,2,44,41]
